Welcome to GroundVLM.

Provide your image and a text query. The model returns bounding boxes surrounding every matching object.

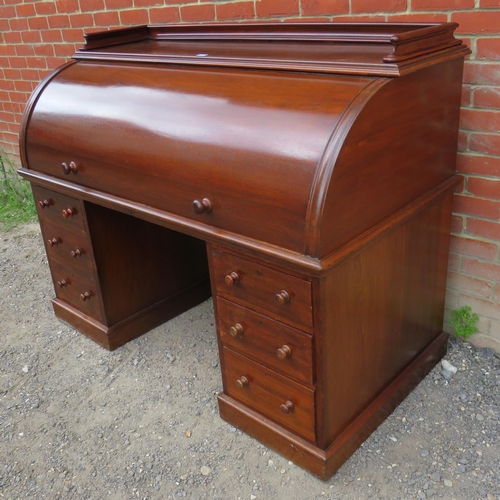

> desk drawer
[48,260,103,322]
[223,347,315,442]
[40,220,95,273]
[212,249,313,331]
[217,298,313,385]
[33,185,85,232]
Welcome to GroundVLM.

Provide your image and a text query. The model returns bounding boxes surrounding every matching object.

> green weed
[450,305,479,339]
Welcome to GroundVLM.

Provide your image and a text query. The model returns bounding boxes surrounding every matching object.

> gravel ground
[1,222,499,500]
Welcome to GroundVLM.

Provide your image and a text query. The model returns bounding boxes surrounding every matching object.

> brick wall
[1,1,499,350]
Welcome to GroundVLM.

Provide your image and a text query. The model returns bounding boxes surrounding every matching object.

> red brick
[452,11,500,35]
[120,8,149,24]
[0,44,16,56]
[449,235,498,260]
[180,4,215,21]
[15,80,35,93]
[413,0,474,8]
[28,57,48,69]
[63,29,86,43]
[48,15,71,29]
[21,69,41,80]
[9,91,29,104]
[451,214,464,234]
[134,0,163,6]
[0,5,16,18]
[56,0,80,13]
[79,0,105,11]
[458,295,500,321]
[9,18,29,31]
[28,16,49,30]
[256,0,299,17]
[457,154,500,177]
[386,13,448,22]
[15,45,35,57]
[448,252,461,271]
[331,14,387,21]
[15,3,36,16]
[460,108,500,133]
[3,31,22,44]
[454,193,500,220]
[71,13,94,27]
[216,1,255,20]
[9,57,28,69]
[467,177,500,201]
[470,133,500,156]
[149,6,180,23]
[33,45,55,57]
[474,87,500,109]
[461,85,472,107]
[462,257,500,283]
[35,1,57,15]
[93,11,120,26]
[301,0,348,16]
[466,217,500,240]
[105,0,134,8]
[464,61,500,85]
[41,29,63,43]
[447,271,493,300]
[457,130,468,151]
[352,0,405,13]
[476,38,500,61]
[480,0,500,7]
[46,57,71,69]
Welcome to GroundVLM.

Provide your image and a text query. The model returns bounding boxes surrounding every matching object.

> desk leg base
[218,331,448,480]
[52,278,211,350]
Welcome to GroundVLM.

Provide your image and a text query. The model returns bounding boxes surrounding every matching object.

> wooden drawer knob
[38,199,51,209]
[80,291,91,301]
[62,208,74,218]
[70,248,82,258]
[61,161,78,175]
[229,323,244,338]
[276,345,292,360]
[57,279,67,288]
[225,271,240,286]
[192,198,212,214]
[47,237,60,247]
[235,376,249,389]
[280,401,294,414]
[275,290,290,305]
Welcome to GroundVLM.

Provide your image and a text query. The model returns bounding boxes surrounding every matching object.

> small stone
[22,365,29,373]
[487,494,496,500]
[420,449,429,457]
[250,496,257,500]
[441,369,454,380]
[476,414,484,421]
[200,466,211,476]
[184,430,191,438]
[389,436,398,442]
[443,479,452,487]
[441,360,457,374]
[268,460,274,467]
[430,472,441,482]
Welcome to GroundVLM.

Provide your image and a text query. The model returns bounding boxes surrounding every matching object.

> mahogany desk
[19,22,468,479]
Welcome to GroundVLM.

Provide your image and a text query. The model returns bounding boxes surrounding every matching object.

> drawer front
[33,185,85,231]
[217,298,313,385]
[40,220,95,274]
[223,347,315,442]
[212,249,313,331]
[48,260,103,322]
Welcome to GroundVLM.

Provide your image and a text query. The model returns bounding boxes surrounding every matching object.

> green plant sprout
[450,305,479,339]
[0,146,36,229]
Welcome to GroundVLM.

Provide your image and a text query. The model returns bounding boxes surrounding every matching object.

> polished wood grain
[217,298,314,385]
[222,347,315,443]
[19,22,467,480]
[212,248,313,331]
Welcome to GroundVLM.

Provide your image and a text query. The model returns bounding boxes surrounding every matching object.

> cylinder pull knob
[275,290,290,305]
[47,237,59,247]
[38,199,50,209]
[280,401,294,414]
[235,376,249,389]
[229,323,244,338]
[80,292,91,301]
[57,279,67,288]
[276,345,292,360]
[225,271,240,286]
[62,208,74,218]
[70,248,82,258]
[192,198,212,214]
[62,161,78,175]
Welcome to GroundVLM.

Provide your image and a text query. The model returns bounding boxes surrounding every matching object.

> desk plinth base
[52,279,211,350]
[219,331,448,480]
